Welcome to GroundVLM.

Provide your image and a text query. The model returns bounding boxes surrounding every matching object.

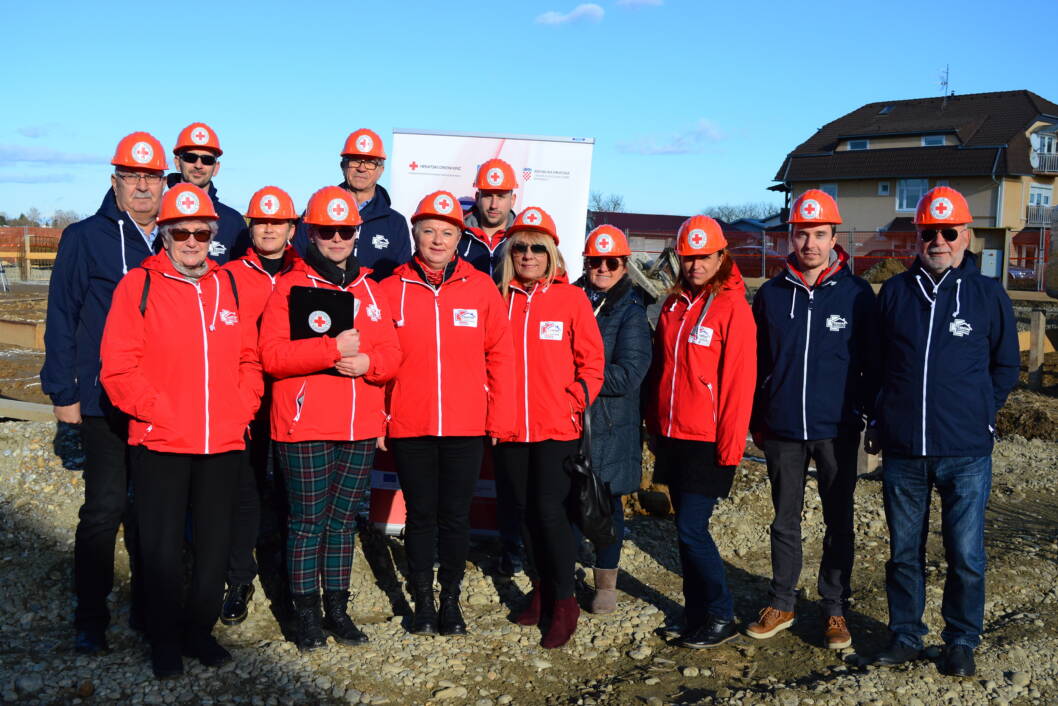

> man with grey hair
[41,131,167,654]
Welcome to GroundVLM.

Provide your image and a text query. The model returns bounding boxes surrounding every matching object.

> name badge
[539,321,564,340]
[688,325,714,347]
[453,309,478,327]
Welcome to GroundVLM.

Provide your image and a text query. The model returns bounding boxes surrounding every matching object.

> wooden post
[1029,308,1047,390]
[20,229,31,281]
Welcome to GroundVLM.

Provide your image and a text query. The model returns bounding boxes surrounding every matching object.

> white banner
[389,130,595,280]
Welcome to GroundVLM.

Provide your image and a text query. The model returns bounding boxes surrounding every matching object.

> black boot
[322,590,368,646]
[220,583,254,626]
[291,593,328,652]
[438,584,467,636]
[409,575,438,635]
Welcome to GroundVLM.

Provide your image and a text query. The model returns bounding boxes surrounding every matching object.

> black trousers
[227,417,287,586]
[132,447,241,647]
[74,414,143,632]
[762,434,859,616]
[391,436,483,587]
[494,440,578,599]
[492,445,524,557]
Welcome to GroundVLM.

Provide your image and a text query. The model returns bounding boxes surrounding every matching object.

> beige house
[772,90,1058,288]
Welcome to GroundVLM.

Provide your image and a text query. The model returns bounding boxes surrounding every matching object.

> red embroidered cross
[357,137,370,151]
[690,232,704,247]
[934,201,949,215]
[598,237,610,249]
[526,212,539,224]
[180,196,196,211]
[313,316,327,329]
[193,129,207,142]
[437,198,450,210]
[489,171,501,184]
[803,203,817,216]
[135,146,150,159]
[263,198,274,211]
[332,202,346,217]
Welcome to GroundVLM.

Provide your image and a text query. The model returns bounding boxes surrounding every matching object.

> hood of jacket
[338,182,396,223]
[783,244,850,288]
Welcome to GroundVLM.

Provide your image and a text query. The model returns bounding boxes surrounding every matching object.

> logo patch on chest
[371,234,389,250]
[825,314,847,332]
[366,304,382,322]
[219,309,238,326]
[949,318,972,337]
[453,309,478,327]
[688,325,713,347]
[208,241,227,256]
[539,321,564,340]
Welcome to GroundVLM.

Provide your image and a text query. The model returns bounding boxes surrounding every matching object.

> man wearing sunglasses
[748,189,878,651]
[459,159,519,278]
[41,131,168,655]
[868,186,1018,678]
[167,122,249,264]
[292,129,411,281]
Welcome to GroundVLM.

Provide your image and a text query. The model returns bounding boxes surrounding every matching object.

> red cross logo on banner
[433,195,453,214]
[132,141,153,164]
[327,198,348,221]
[524,210,540,224]
[688,229,706,249]
[177,192,200,214]
[191,128,209,145]
[356,135,373,153]
[409,161,418,170]
[930,197,953,220]
[800,199,820,219]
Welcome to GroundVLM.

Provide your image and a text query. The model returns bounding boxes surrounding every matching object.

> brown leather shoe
[824,615,852,649]
[745,606,795,640]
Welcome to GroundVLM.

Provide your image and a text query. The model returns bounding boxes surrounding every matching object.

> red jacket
[259,260,401,442]
[380,258,516,439]
[502,277,605,443]
[100,253,263,454]
[221,245,299,327]
[647,263,756,465]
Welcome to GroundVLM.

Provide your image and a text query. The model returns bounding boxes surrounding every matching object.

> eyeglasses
[169,228,212,243]
[114,172,164,185]
[919,228,961,242]
[343,158,382,171]
[511,242,548,255]
[317,227,359,241]
[587,256,622,271]
[178,152,217,166]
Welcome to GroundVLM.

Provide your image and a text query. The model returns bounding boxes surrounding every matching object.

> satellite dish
[1031,150,1040,168]
[1030,133,1041,150]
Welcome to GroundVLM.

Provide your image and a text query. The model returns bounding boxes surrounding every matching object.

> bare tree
[701,202,780,222]
[50,209,81,229]
[590,191,626,213]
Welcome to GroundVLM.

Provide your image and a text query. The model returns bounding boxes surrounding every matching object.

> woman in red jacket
[100,183,263,679]
[380,191,516,637]
[494,207,605,649]
[647,216,756,649]
[219,186,300,627]
[258,186,401,652]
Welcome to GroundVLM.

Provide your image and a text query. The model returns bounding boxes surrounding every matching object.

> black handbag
[565,379,618,547]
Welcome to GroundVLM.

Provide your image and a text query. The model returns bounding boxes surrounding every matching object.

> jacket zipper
[917,271,950,455]
[433,289,443,436]
[665,295,699,437]
[521,289,533,442]
[193,280,211,454]
[706,383,717,425]
[290,380,307,433]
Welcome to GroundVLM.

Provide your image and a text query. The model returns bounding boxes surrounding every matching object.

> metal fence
[0,227,62,282]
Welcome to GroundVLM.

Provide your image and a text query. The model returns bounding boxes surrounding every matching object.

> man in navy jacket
[748,190,878,650]
[167,122,249,263]
[868,187,1018,678]
[458,158,518,279]
[292,128,411,280]
[40,131,166,653]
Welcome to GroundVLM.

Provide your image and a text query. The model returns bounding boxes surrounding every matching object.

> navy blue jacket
[293,184,411,281]
[875,253,1019,457]
[41,190,156,416]
[576,275,653,495]
[166,173,249,264]
[458,207,516,278]
[751,249,879,442]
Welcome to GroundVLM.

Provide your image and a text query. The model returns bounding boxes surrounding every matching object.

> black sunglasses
[178,152,218,166]
[587,256,622,271]
[511,242,547,255]
[919,228,960,242]
[318,227,358,241]
[170,228,212,243]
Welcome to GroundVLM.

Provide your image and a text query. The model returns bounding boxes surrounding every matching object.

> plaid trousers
[276,439,375,595]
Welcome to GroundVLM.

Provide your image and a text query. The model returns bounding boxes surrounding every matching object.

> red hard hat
[412,190,465,230]
[158,184,218,224]
[174,122,222,155]
[474,159,517,191]
[583,225,630,257]
[508,207,559,244]
[675,215,727,256]
[789,189,842,225]
[111,131,167,171]
[304,186,362,227]
[914,186,972,225]
[341,129,386,160]
[245,186,297,220]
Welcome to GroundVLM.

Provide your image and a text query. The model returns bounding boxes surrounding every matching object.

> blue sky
[2,0,1055,221]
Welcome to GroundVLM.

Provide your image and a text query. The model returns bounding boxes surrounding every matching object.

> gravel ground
[1,422,1057,705]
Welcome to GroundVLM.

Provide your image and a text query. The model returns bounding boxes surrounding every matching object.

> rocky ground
[1,421,1056,705]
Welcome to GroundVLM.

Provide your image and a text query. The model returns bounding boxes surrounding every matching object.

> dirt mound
[997,389,1058,442]
[861,257,907,283]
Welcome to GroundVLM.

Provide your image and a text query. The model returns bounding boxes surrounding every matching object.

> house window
[897,179,929,211]
[878,182,890,196]
[922,135,945,147]
[1040,134,1056,154]
[1029,184,1053,206]
[848,139,869,151]
[820,183,838,198]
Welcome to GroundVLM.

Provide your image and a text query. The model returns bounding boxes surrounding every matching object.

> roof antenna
[940,65,950,109]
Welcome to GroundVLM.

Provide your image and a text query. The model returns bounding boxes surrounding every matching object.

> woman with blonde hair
[493,207,605,649]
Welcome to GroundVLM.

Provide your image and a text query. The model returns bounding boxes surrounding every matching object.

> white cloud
[617,119,726,155]
[0,172,75,184]
[0,145,102,165]
[535,3,605,25]
[617,0,662,6]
